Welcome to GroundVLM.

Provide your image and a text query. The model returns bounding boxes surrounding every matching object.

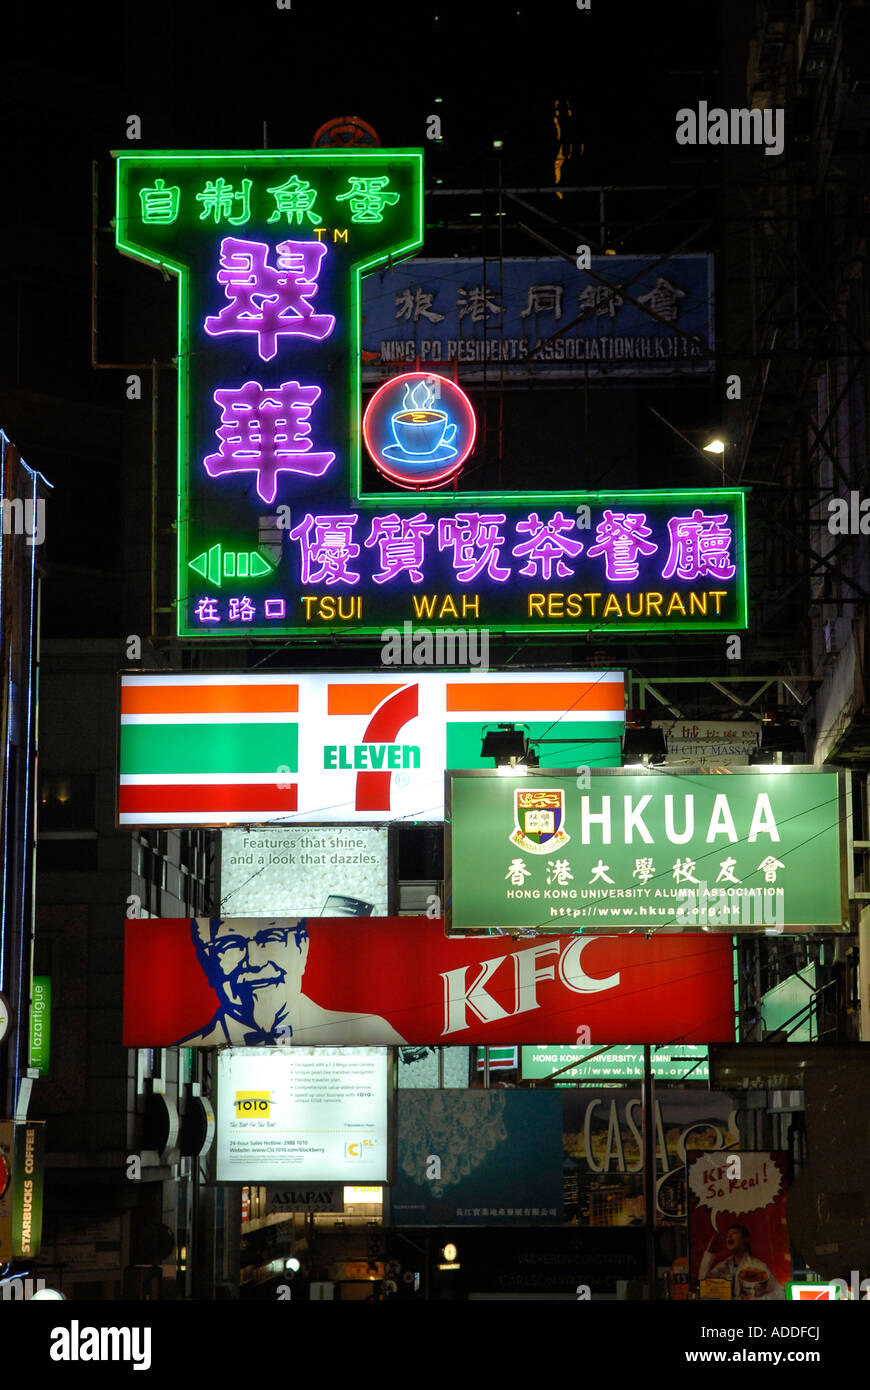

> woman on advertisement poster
[699,1223,785,1300]
[689,1151,791,1299]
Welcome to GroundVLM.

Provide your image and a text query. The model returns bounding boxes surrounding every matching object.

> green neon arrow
[188,544,274,588]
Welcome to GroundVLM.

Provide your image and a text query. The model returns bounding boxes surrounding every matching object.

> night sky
[3,0,726,637]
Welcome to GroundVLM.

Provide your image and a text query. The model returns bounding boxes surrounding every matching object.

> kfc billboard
[122,918,735,1046]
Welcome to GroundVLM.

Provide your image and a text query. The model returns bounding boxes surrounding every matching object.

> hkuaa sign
[446,768,846,932]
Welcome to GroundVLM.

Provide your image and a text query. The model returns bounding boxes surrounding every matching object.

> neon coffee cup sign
[362,371,476,488]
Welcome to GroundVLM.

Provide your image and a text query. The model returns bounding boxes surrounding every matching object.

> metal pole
[642,1044,656,1298]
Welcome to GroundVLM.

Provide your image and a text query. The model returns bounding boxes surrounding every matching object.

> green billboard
[447,769,845,932]
[521,1045,709,1082]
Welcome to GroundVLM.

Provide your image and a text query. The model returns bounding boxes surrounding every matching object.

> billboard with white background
[220,826,389,916]
[217,1047,390,1183]
[119,670,624,825]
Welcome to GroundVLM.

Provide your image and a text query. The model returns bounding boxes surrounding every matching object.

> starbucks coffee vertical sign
[12,1123,44,1258]
[0,993,11,1045]
[446,769,846,932]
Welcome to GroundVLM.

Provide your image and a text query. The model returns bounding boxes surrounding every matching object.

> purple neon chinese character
[203,380,335,505]
[661,509,736,582]
[438,513,511,582]
[586,510,658,581]
[289,513,360,585]
[194,596,221,622]
[228,596,256,621]
[203,238,335,361]
[364,512,434,584]
[264,598,286,619]
[512,511,584,581]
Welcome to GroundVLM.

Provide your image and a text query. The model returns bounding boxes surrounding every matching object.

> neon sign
[362,371,476,489]
[204,380,335,503]
[203,238,335,356]
[115,152,746,639]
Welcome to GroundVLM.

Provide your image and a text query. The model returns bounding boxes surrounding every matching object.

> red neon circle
[311,116,381,148]
[362,371,477,491]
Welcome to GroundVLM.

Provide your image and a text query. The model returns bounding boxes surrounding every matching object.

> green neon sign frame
[114,151,746,640]
[114,149,425,637]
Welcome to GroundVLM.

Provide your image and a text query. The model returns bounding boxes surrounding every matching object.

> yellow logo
[234,1091,270,1117]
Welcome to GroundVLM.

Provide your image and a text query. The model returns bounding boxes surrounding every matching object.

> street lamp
[621,715,668,766]
[703,436,727,485]
[480,723,539,772]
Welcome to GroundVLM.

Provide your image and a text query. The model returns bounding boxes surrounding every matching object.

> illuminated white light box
[220,826,388,916]
[217,1047,389,1183]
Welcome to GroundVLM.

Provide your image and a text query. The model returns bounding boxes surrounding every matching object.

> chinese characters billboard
[447,768,846,932]
[362,255,714,379]
[115,154,744,639]
[117,670,623,826]
[653,719,761,768]
[122,919,735,1047]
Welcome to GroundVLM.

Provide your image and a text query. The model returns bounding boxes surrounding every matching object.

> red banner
[688,1151,791,1299]
[123,918,734,1047]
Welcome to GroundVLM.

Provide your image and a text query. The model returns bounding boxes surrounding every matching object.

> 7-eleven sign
[786,1283,841,1300]
[118,670,624,827]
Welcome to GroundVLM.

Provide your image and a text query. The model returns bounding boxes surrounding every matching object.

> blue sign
[362,255,714,379]
[392,1089,564,1225]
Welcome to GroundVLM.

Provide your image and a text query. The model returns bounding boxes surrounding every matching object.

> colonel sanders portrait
[177,917,406,1045]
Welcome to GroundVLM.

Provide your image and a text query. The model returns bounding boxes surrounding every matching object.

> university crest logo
[509,788,570,855]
